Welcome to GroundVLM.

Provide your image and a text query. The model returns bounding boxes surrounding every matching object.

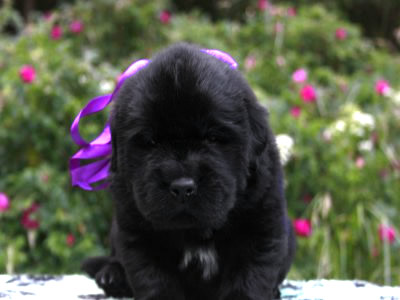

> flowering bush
[0,0,399,284]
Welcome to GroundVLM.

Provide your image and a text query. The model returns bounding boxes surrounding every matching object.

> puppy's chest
[179,244,219,280]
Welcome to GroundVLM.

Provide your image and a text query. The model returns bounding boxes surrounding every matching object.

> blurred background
[0,0,399,285]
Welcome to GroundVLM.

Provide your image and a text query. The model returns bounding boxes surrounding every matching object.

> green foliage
[0,0,399,285]
[283,0,400,46]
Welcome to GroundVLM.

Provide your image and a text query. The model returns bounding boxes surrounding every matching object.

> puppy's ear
[110,129,118,173]
[110,116,118,172]
[244,96,268,158]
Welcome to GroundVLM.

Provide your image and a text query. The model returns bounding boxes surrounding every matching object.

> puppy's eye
[205,134,221,144]
[206,135,218,143]
[143,138,157,147]
[131,134,157,148]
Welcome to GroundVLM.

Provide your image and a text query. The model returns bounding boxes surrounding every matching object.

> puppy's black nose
[170,178,197,199]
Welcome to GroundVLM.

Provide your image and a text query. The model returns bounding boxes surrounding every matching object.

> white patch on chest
[179,245,219,280]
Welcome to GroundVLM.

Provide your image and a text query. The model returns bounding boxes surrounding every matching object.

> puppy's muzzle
[169,177,197,202]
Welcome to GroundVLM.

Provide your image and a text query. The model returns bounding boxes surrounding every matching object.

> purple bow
[70,49,238,190]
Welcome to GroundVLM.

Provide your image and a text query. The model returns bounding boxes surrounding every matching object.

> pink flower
[322,129,332,142]
[244,55,256,71]
[371,131,379,144]
[51,25,63,40]
[258,0,270,11]
[378,225,396,244]
[21,203,40,230]
[69,20,84,34]
[41,173,50,183]
[287,7,296,17]
[66,234,76,247]
[0,193,10,212]
[371,246,379,258]
[339,82,348,93]
[375,79,391,96]
[292,68,307,83]
[270,6,285,16]
[300,85,316,102]
[275,56,286,67]
[19,65,36,84]
[379,169,389,179]
[159,10,171,24]
[290,106,301,118]
[355,157,365,169]
[43,12,53,21]
[274,22,284,33]
[302,194,313,203]
[335,28,347,40]
[294,219,312,237]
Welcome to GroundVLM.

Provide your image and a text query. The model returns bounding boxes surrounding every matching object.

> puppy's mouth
[171,211,198,224]
[153,208,201,229]
[167,207,200,228]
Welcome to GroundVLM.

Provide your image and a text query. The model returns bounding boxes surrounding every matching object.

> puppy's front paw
[273,287,281,299]
[81,256,110,278]
[95,261,132,298]
[221,290,275,300]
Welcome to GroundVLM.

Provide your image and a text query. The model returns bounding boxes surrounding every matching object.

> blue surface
[1,275,399,300]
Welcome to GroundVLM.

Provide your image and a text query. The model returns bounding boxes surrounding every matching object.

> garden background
[0,0,399,286]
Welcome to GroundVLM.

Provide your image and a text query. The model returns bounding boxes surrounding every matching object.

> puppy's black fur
[82,43,296,300]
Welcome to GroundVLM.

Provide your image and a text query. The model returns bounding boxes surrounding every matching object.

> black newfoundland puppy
[82,43,296,300]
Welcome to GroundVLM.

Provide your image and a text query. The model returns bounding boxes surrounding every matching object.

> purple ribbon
[200,49,238,69]
[70,49,238,190]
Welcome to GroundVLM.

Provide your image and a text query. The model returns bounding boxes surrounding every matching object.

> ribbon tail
[70,159,111,191]
[70,94,112,147]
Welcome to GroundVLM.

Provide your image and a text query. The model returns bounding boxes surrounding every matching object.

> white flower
[78,75,88,85]
[391,90,400,105]
[83,48,99,62]
[358,140,373,152]
[322,128,333,142]
[351,111,375,129]
[334,120,346,132]
[31,48,44,61]
[346,111,375,137]
[324,120,346,139]
[275,134,294,165]
[99,80,114,93]
[349,126,364,137]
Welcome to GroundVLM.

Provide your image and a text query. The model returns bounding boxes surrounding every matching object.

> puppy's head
[110,44,269,230]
